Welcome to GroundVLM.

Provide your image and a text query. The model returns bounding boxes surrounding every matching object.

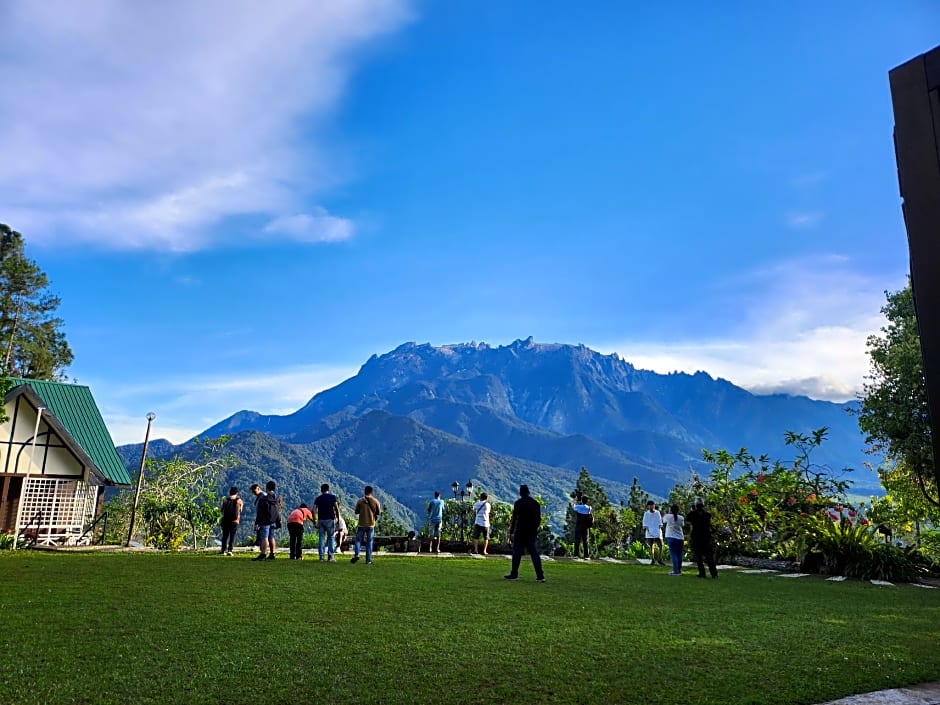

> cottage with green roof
[0,378,130,545]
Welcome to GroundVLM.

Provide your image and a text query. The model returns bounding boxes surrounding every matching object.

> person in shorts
[426,490,444,553]
[253,480,280,561]
[472,492,491,556]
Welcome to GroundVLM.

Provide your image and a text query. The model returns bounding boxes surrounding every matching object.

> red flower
[860,519,870,526]
[750,489,759,496]
[806,493,816,502]
[755,473,766,484]
[848,509,857,518]
[787,496,797,506]
[740,497,749,504]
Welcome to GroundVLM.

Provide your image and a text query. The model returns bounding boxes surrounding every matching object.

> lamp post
[460,480,473,543]
[451,481,459,542]
[125,412,155,548]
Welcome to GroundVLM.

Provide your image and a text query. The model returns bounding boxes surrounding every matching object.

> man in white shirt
[642,500,665,566]
[472,493,491,556]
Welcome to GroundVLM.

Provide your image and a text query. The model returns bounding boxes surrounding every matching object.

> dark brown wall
[889,45,940,491]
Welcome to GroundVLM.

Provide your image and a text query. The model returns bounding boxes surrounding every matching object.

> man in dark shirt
[687,498,718,579]
[313,483,340,562]
[504,485,545,582]
[253,480,280,561]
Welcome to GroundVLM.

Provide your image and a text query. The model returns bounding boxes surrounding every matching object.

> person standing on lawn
[250,483,265,556]
[643,500,665,566]
[687,498,718,579]
[351,486,382,564]
[663,503,685,575]
[253,480,281,561]
[219,486,243,556]
[427,491,445,554]
[472,492,491,555]
[572,495,593,559]
[504,485,545,582]
[286,503,314,560]
[313,483,340,562]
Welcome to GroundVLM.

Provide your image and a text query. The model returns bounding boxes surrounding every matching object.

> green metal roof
[7,378,132,485]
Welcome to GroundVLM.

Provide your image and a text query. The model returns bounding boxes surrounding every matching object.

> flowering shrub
[688,428,852,560]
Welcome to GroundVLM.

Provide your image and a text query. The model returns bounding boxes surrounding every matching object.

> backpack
[222,497,240,522]
[268,493,283,529]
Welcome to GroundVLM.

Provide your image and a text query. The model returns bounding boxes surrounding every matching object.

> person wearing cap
[642,500,665,566]
[687,498,718,578]
[504,485,545,582]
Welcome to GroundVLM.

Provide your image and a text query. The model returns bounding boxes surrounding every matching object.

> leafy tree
[375,511,408,536]
[0,224,73,380]
[692,429,852,560]
[857,281,939,517]
[625,476,651,545]
[563,466,611,542]
[107,438,234,549]
[0,370,11,424]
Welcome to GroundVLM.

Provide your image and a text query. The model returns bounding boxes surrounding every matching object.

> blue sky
[1,2,937,445]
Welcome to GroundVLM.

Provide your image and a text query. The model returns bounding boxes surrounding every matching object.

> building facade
[0,379,131,546]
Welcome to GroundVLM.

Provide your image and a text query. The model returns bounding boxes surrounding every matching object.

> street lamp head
[465,480,473,494]
[451,481,459,495]
[146,412,156,422]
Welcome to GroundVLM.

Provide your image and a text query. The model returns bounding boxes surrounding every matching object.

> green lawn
[0,551,938,705]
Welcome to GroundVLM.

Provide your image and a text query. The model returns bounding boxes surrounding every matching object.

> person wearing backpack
[253,480,281,561]
[572,495,593,559]
[219,486,243,556]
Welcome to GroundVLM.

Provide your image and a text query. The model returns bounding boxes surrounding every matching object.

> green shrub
[622,540,649,559]
[797,516,878,575]
[0,534,26,550]
[845,543,924,583]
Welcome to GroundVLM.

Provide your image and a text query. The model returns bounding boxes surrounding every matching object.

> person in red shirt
[286,503,314,560]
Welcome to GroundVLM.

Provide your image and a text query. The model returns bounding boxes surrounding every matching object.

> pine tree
[0,224,73,380]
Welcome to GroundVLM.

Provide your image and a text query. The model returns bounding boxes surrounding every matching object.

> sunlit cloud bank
[0,1,411,252]
[93,364,358,445]
[599,257,902,403]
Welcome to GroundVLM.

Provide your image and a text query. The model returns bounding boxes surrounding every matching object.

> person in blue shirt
[426,491,445,553]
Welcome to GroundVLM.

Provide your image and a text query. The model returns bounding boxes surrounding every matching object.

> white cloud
[0,1,411,252]
[786,210,824,229]
[263,209,354,243]
[89,363,358,445]
[598,256,902,402]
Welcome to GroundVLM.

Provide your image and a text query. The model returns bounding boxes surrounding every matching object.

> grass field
[0,550,938,705]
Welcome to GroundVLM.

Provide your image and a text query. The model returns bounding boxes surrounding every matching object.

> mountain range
[118,338,876,531]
